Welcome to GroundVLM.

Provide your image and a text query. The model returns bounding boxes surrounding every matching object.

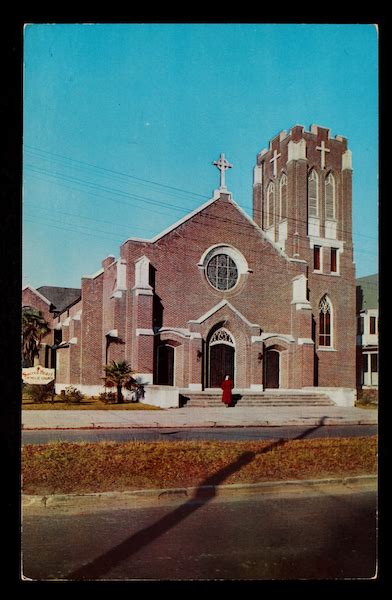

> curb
[21,419,378,430]
[22,474,377,513]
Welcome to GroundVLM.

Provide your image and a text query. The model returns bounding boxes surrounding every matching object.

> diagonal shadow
[66,416,327,580]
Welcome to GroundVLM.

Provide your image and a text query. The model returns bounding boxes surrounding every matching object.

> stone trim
[189,299,260,328]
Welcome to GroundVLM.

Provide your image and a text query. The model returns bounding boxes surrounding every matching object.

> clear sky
[23,23,378,288]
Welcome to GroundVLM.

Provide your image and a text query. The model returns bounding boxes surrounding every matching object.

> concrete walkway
[22,405,378,430]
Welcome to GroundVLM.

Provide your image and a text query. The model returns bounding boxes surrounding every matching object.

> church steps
[179,391,335,408]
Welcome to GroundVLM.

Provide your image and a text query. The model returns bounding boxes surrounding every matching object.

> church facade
[36,124,357,405]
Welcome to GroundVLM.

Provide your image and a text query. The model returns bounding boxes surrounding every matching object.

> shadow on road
[66,417,327,580]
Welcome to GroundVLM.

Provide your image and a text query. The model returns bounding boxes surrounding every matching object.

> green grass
[22,436,378,495]
[22,395,160,411]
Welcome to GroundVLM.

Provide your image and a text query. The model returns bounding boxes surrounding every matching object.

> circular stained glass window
[206,253,238,291]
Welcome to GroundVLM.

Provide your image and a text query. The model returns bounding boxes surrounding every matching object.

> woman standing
[221,375,233,407]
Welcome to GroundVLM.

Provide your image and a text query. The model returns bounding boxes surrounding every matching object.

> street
[22,424,378,445]
[22,488,377,581]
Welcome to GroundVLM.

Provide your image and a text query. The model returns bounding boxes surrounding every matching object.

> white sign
[22,366,55,385]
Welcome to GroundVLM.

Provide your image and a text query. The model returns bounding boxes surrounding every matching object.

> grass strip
[22,397,159,410]
[22,436,377,495]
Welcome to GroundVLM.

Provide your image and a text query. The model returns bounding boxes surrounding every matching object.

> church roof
[125,190,292,262]
[36,286,81,314]
[356,274,378,311]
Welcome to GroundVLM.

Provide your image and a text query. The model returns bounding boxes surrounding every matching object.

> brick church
[23,124,357,406]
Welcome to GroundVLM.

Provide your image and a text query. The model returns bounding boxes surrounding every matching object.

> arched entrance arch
[207,327,235,388]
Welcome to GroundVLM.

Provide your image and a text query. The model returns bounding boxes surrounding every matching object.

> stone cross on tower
[316,140,330,170]
[269,149,281,177]
[213,153,233,190]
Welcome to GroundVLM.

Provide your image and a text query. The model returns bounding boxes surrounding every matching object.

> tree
[103,360,135,404]
[22,306,50,367]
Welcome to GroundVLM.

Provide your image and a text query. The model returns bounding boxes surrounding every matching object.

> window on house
[330,247,338,273]
[314,246,321,271]
[319,295,332,347]
[361,354,369,385]
[54,329,62,345]
[371,353,378,373]
[308,169,319,218]
[370,316,377,335]
[279,174,287,220]
[357,316,364,335]
[325,172,336,220]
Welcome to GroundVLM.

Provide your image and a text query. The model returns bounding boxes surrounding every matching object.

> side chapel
[25,125,357,406]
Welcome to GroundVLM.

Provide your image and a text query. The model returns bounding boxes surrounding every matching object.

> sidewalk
[22,405,378,430]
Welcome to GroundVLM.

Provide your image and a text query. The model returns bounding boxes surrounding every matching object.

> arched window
[279,174,287,220]
[308,169,319,218]
[319,295,332,347]
[209,328,235,347]
[325,172,336,220]
[267,181,275,227]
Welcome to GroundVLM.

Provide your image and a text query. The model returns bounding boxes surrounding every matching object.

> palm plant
[22,307,50,367]
[103,360,134,404]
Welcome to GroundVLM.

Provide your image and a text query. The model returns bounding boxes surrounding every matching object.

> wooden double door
[209,344,235,388]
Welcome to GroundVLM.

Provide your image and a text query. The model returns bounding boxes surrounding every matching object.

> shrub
[24,383,54,403]
[99,391,117,404]
[63,386,84,404]
[357,388,378,405]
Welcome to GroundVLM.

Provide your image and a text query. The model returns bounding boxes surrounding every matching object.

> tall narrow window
[279,174,287,220]
[314,245,321,271]
[308,169,319,217]
[319,295,332,347]
[370,316,377,335]
[325,172,336,220]
[357,316,364,335]
[267,182,275,227]
[330,247,338,273]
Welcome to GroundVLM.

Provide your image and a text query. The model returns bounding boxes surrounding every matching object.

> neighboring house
[356,274,379,389]
[22,285,81,368]
[42,124,357,406]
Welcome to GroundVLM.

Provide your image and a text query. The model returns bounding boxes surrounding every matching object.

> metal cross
[213,153,233,189]
[269,149,281,177]
[316,140,330,170]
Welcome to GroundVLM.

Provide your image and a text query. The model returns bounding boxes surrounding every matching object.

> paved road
[22,424,378,445]
[22,489,377,580]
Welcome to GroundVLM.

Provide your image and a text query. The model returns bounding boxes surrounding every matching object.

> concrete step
[180,391,335,408]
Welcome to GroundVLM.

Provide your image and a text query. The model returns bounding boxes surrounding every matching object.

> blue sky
[23,23,378,288]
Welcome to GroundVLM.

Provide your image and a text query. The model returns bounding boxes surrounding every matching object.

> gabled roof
[36,286,81,314]
[22,285,52,306]
[125,190,291,261]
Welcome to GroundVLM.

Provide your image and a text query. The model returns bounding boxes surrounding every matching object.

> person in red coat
[221,375,234,407]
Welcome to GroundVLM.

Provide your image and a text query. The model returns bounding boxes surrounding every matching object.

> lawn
[22,396,160,411]
[22,436,378,495]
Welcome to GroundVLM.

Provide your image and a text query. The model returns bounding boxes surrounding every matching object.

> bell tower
[253,124,354,272]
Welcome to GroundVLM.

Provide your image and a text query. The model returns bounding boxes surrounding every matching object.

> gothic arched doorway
[264,348,280,389]
[208,328,235,388]
[157,344,175,386]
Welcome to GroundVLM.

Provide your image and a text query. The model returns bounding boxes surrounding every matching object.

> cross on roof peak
[213,153,233,190]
